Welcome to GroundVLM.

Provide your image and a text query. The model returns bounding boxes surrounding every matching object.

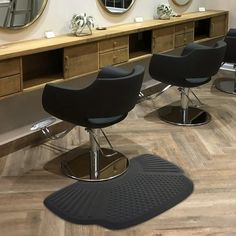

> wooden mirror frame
[0,0,48,30]
[98,0,135,14]
[172,0,191,6]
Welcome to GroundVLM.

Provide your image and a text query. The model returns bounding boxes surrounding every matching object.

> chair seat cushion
[87,114,127,128]
[186,77,210,84]
[153,76,211,88]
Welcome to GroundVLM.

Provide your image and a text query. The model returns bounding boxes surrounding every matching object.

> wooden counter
[0,10,228,99]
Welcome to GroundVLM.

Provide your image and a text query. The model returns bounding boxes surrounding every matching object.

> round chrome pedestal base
[215,78,236,95]
[158,105,211,126]
[61,148,129,181]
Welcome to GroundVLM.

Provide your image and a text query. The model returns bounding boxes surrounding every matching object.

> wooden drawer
[152,26,175,53]
[175,31,194,48]
[0,74,21,97]
[99,36,129,53]
[175,22,194,35]
[64,42,98,78]
[99,48,129,68]
[0,58,21,78]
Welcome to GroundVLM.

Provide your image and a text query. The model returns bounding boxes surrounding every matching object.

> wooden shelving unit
[0,10,229,99]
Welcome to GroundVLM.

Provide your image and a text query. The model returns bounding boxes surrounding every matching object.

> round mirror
[0,0,48,29]
[172,0,191,6]
[98,0,135,14]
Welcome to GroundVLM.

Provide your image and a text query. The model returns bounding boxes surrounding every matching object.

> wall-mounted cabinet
[0,10,228,99]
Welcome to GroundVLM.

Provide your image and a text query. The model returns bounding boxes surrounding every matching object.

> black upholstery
[42,65,144,128]
[149,41,227,88]
[148,41,227,126]
[224,28,236,64]
[214,29,236,95]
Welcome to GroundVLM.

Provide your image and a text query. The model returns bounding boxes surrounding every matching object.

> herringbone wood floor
[0,71,236,236]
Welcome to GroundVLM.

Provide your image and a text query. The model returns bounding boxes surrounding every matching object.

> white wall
[0,0,206,45]
[204,0,236,29]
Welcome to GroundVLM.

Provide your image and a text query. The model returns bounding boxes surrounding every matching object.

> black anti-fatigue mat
[44,154,194,229]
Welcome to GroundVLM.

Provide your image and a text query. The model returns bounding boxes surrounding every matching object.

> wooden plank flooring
[0,71,236,236]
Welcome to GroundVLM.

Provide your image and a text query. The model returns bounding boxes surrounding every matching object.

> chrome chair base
[215,78,236,95]
[158,105,211,126]
[61,148,129,181]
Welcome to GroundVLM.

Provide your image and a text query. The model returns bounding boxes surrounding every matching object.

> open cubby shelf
[129,31,152,59]
[194,18,211,41]
[23,74,64,90]
[22,49,63,89]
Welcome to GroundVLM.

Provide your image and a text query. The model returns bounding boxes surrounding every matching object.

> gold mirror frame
[0,0,48,30]
[172,0,191,6]
[98,0,135,14]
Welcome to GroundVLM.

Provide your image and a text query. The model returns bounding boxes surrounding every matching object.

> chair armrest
[42,83,95,119]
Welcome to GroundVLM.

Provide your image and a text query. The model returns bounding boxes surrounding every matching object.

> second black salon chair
[42,65,144,181]
[149,40,226,126]
[215,28,236,95]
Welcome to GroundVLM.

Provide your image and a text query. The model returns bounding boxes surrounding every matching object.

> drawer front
[0,58,21,78]
[99,48,129,68]
[185,31,194,44]
[99,36,129,53]
[64,42,98,78]
[175,34,185,48]
[0,74,21,97]
[210,15,227,38]
[152,26,175,53]
[175,31,194,48]
[175,22,194,35]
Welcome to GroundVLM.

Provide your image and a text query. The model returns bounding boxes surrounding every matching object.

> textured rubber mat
[44,154,194,229]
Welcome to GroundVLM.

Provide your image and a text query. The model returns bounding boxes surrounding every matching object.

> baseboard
[0,121,74,158]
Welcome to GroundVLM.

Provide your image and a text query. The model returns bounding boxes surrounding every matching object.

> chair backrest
[42,65,144,125]
[92,65,144,117]
[224,28,236,64]
[181,41,227,78]
[149,41,226,87]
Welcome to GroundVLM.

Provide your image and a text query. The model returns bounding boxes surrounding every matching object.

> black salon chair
[215,29,236,95]
[42,65,144,181]
[149,41,226,126]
